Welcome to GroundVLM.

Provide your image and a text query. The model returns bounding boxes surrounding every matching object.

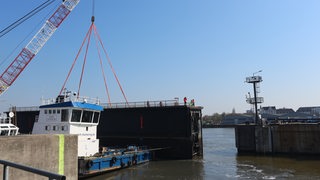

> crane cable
[93,26,112,106]
[59,0,129,105]
[93,25,130,106]
[59,23,130,106]
[0,0,56,38]
[59,24,93,96]
[0,0,59,69]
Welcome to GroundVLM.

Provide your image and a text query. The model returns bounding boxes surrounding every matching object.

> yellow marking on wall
[58,134,65,175]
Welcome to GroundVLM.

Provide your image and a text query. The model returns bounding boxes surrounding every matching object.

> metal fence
[101,99,182,109]
[7,99,197,112]
[0,160,65,180]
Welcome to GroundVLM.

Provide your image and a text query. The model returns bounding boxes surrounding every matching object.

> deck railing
[7,99,198,112]
[0,159,65,180]
[101,99,183,109]
[41,95,100,106]
[9,106,39,112]
[0,117,11,124]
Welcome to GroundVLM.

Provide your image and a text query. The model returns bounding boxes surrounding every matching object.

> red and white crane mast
[0,0,80,95]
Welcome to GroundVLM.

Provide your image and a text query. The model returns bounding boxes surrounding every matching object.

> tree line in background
[202,113,226,127]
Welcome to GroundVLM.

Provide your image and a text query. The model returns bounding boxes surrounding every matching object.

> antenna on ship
[245,70,264,125]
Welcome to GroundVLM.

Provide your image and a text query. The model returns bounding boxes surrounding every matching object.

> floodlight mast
[245,70,263,125]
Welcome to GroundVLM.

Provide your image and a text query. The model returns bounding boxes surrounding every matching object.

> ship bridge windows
[93,112,100,123]
[82,111,93,123]
[70,109,100,124]
[71,110,82,122]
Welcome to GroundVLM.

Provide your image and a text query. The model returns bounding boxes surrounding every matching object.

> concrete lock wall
[271,124,320,154]
[0,134,78,180]
[255,126,273,153]
[235,125,256,152]
[237,124,320,154]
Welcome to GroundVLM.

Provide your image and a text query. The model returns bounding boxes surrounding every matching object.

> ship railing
[0,159,65,180]
[0,116,11,124]
[7,99,198,112]
[41,95,100,105]
[101,99,186,109]
[9,106,39,112]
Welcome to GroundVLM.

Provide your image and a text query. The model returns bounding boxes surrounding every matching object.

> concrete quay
[0,134,78,180]
[235,124,320,154]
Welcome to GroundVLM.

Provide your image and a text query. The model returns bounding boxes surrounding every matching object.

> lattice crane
[0,0,80,95]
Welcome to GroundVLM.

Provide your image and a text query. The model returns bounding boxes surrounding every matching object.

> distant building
[260,106,295,115]
[219,105,320,126]
[297,106,320,116]
[261,113,278,121]
[221,114,254,125]
[260,106,320,123]
[260,106,276,115]
[278,112,313,120]
[246,109,254,114]
[276,108,295,115]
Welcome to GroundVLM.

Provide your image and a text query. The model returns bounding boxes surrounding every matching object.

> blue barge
[79,146,151,178]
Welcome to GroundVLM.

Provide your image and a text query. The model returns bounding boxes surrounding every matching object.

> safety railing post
[3,164,8,180]
[0,160,66,180]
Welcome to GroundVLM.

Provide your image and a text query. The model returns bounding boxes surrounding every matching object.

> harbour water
[88,128,320,179]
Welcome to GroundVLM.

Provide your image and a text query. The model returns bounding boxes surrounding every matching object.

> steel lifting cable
[77,24,93,97]
[59,0,129,104]
[60,23,129,104]
[93,25,130,105]
[59,24,94,95]
[92,25,112,106]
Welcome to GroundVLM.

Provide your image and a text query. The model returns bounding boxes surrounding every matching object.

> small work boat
[0,112,19,136]
[32,89,152,178]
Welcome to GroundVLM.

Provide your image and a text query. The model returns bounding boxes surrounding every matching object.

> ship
[31,89,152,178]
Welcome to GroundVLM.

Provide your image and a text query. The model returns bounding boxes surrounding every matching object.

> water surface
[88,128,320,179]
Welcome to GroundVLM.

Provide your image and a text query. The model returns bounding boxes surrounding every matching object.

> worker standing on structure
[191,99,195,106]
[184,97,187,106]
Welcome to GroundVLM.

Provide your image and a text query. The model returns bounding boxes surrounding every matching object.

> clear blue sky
[1,0,320,115]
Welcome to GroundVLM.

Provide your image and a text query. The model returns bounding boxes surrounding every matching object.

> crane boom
[0,0,80,95]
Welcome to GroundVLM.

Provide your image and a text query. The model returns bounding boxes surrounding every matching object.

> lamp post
[253,70,262,76]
